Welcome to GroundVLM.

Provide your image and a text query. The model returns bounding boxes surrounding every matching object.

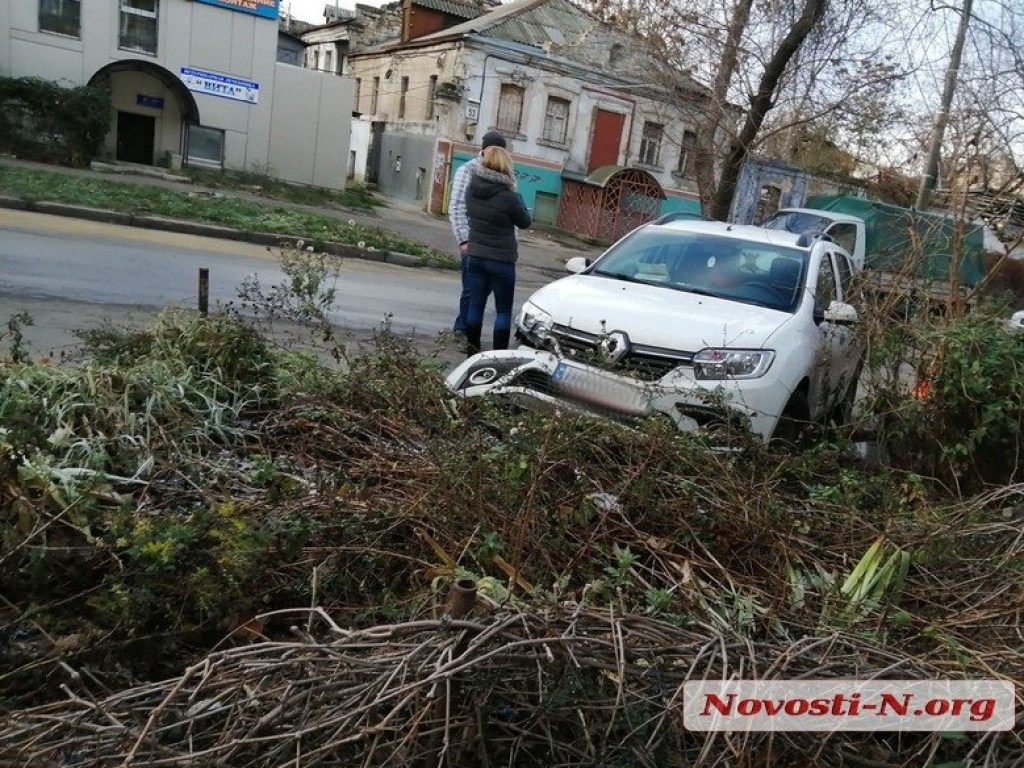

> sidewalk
[0,157,604,286]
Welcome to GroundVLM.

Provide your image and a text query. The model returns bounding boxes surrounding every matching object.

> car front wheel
[771,389,811,447]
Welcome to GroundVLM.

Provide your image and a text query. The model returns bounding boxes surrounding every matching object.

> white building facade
[0,0,354,189]
[345,0,709,235]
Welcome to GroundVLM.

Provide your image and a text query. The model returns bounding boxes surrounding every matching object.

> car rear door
[809,248,858,418]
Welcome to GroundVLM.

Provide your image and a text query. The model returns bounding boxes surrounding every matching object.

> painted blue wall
[659,195,702,217]
[451,152,701,220]
[451,152,564,212]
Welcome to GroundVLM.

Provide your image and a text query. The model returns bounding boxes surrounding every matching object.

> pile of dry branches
[4,602,1020,768]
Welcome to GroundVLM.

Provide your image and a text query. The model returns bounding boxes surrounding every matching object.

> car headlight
[517,301,554,341]
[693,349,775,380]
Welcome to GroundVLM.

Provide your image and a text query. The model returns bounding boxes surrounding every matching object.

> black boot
[465,325,482,356]
[493,328,511,350]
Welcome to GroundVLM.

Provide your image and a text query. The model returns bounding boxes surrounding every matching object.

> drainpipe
[581,84,637,168]
[475,52,496,136]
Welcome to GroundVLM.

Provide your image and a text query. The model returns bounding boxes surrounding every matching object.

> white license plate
[550,361,648,413]
[552,361,572,382]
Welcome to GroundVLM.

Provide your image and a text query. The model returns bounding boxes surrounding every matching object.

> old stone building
[343,0,710,239]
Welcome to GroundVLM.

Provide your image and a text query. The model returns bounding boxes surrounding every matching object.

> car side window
[827,223,858,255]
[833,251,852,298]
[815,253,837,313]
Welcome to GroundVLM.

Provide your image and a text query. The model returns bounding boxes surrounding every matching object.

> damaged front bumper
[445,348,789,440]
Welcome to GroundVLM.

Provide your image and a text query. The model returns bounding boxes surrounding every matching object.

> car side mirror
[822,301,858,325]
[566,256,591,274]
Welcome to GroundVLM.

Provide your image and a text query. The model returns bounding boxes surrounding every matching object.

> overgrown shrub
[0,76,110,166]
[863,303,1024,488]
[3,303,1022,720]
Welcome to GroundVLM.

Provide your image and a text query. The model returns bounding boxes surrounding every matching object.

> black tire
[771,389,811,447]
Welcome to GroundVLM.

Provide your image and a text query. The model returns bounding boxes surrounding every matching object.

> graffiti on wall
[433,152,446,186]
[514,169,543,186]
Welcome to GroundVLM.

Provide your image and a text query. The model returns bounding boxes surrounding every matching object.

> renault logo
[598,331,630,365]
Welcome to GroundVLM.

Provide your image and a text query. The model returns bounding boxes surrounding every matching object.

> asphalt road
[0,209,557,355]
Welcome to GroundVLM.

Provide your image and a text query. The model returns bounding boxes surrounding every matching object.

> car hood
[527,274,793,350]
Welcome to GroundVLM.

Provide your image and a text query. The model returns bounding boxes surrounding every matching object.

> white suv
[445,218,862,442]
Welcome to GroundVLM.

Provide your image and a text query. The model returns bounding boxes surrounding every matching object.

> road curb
[0,195,449,271]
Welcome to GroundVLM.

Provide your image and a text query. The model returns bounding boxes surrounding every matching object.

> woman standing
[463,146,532,354]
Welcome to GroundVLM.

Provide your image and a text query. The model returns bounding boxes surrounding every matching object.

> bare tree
[707,0,828,219]
[585,0,910,220]
[915,0,974,208]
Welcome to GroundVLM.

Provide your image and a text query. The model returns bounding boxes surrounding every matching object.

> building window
[355,78,362,111]
[427,75,437,120]
[542,96,570,144]
[399,76,408,118]
[676,129,697,177]
[495,84,524,134]
[185,124,225,169]
[119,0,158,55]
[371,76,379,113]
[325,50,333,73]
[609,42,623,68]
[639,121,663,166]
[312,50,320,70]
[39,0,80,37]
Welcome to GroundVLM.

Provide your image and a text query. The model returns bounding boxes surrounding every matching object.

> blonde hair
[481,145,515,179]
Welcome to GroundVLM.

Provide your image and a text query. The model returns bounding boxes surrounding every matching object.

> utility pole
[915,0,974,210]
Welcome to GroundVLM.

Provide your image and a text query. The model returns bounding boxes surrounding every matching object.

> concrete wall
[1,0,352,189]
[268,64,353,189]
[350,118,372,183]
[374,131,437,203]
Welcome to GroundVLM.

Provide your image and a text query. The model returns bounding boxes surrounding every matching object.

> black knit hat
[481,130,507,149]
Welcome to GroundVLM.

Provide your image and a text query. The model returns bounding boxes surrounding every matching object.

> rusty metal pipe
[446,578,477,619]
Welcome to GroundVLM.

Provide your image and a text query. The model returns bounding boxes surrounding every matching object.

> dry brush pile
[1,309,1022,766]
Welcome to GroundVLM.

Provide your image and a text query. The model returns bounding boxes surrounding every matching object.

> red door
[588,109,625,171]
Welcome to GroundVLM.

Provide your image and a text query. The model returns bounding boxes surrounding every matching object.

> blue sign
[194,0,279,20]
[181,67,260,105]
[136,94,165,109]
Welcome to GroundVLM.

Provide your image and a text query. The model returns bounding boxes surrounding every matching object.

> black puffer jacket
[466,166,532,263]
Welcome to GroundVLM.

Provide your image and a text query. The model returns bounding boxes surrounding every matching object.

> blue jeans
[465,256,515,334]
[453,254,471,334]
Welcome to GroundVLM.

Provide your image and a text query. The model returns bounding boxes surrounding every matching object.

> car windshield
[590,227,807,313]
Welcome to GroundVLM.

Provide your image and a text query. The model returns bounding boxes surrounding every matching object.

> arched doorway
[88,60,200,166]
[557,166,666,243]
